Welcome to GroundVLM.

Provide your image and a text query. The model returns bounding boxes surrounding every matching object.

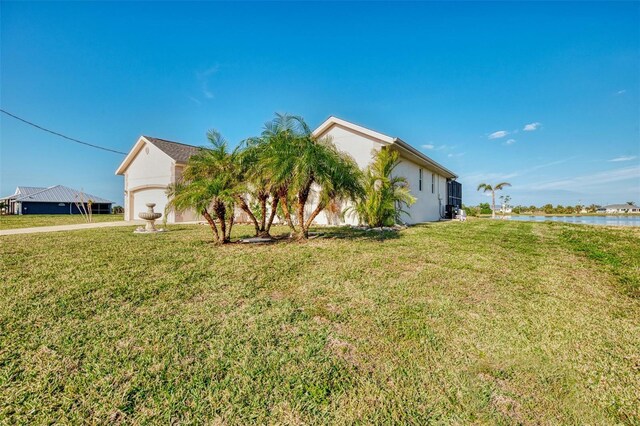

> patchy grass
[0,214,123,230]
[559,224,640,298]
[1,220,639,424]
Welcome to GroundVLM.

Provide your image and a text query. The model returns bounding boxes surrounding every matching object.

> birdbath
[137,203,162,232]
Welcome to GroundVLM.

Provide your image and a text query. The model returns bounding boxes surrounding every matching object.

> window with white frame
[432,173,435,193]
[419,168,423,191]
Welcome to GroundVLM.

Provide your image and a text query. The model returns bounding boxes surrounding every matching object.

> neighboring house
[493,205,512,214]
[1,185,113,215]
[116,117,461,224]
[596,204,640,214]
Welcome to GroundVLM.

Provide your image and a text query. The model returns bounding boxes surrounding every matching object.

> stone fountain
[134,203,165,234]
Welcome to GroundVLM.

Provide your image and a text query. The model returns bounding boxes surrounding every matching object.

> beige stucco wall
[308,124,448,225]
[317,123,385,169]
[393,156,447,223]
[124,142,174,222]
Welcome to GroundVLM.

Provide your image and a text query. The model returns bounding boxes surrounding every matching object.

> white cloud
[202,85,214,99]
[447,153,465,158]
[464,157,574,186]
[530,165,640,191]
[196,65,220,100]
[523,122,541,131]
[616,89,626,95]
[422,144,452,151]
[488,130,508,139]
[504,139,516,145]
[609,155,637,162]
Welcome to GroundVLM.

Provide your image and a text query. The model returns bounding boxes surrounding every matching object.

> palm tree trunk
[492,191,496,219]
[259,193,268,232]
[279,194,296,232]
[264,196,279,236]
[304,201,325,235]
[215,202,227,244]
[295,186,311,239]
[236,195,260,236]
[201,208,220,242]
[226,214,234,242]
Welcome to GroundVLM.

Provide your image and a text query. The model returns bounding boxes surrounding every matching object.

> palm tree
[476,182,511,218]
[261,113,363,239]
[234,136,276,238]
[349,148,416,227]
[167,130,239,244]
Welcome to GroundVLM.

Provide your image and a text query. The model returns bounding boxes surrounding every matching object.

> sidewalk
[0,220,143,236]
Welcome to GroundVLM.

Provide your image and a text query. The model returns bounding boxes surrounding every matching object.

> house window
[419,168,423,191]
[432,173,435,193]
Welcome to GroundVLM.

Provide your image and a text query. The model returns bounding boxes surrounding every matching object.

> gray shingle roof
[13,185,113,204]
[144,136,201,163]
[602,204,639,209]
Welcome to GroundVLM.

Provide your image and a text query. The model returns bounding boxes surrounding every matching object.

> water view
[502,215,640,227]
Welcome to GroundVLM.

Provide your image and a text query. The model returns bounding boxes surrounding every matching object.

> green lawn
[1,220,638,424]
[0,214,124,230]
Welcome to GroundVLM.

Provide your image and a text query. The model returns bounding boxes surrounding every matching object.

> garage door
[132,188,169,222]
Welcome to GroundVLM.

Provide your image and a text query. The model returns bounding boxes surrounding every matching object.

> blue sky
[1,1,638,207]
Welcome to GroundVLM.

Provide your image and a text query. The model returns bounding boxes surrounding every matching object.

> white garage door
[132,189,169,222]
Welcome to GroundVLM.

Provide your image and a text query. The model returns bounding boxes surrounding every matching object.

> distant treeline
[463,203,603,216]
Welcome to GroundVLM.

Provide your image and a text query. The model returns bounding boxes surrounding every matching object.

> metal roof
[1,186,47,200]
[17,186,48,196]
[143,136,201,164]
[602,204,639,209]
[12,185,113,204]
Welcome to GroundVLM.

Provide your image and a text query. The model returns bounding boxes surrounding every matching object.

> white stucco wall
[308,123,448,225]
[317,123,385,169]
[393,157,447,223]
[126,143,174,189]
[124,142,174,222]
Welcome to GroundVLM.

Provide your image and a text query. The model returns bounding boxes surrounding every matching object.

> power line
[0,109,127,155]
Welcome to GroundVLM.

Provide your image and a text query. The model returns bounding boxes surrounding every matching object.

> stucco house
[1,185,113,215]
[115,137,201,222]
[115,117,461,224]
[596,204,640,214]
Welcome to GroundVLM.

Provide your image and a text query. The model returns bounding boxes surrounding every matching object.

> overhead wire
[0,109,127,155]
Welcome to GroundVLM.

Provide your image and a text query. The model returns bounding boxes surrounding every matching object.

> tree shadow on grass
[193,225,403,246]
[309,226,402,242]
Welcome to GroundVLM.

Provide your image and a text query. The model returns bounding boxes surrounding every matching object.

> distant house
[596,204,640,214]
[494,205,512,214]
[116,117,461,224]
[1,185,113,215]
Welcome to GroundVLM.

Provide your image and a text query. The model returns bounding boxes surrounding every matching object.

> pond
[499,215,640,227]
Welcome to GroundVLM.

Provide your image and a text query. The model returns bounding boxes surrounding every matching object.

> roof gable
[312,116,457,179]
[115,136,201,175]
[313,116,396,144]
[144,136,201,164]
